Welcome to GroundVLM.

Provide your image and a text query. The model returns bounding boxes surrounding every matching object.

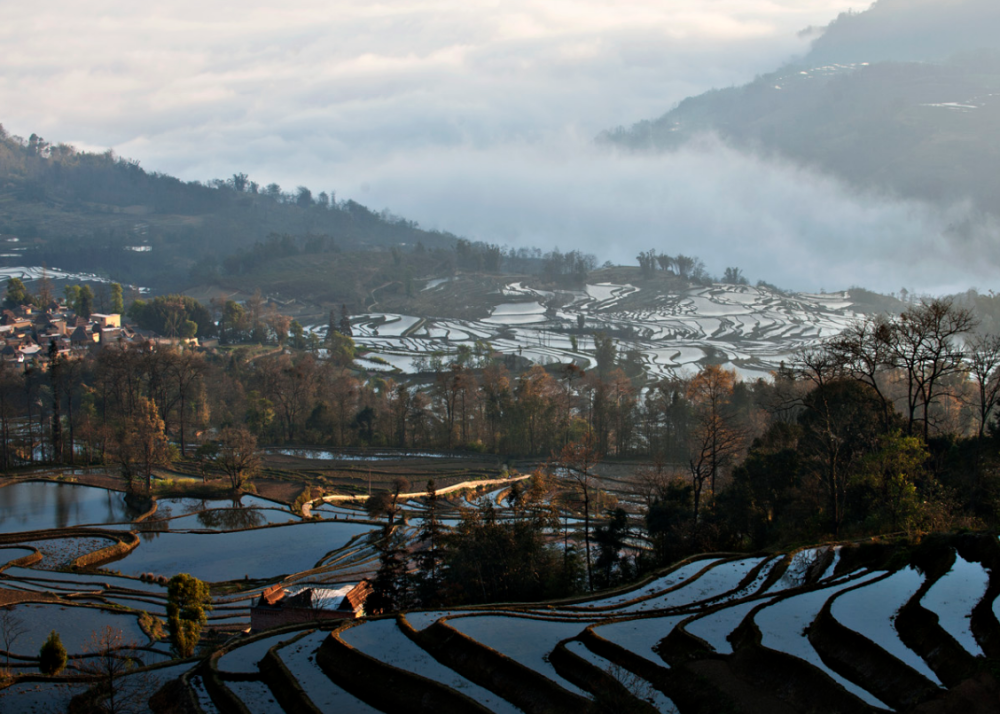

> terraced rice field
[4,472,1000,713]
[182,537,1000,713]
[346,281,866,380]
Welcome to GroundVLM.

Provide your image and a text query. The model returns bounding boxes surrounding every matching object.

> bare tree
[115,397,172,494]
[0,606,27,671]
[365,477,410,526]
[76,626,156,714]
[631,462,673,514]
[686,365,745,519]
[555,434,602,592]
[214,426,260,492]
[169,349,206,457]
[967,333,1000,439]
[966,333,1000,510]
[826,315,899,431]
[892,299,977,440]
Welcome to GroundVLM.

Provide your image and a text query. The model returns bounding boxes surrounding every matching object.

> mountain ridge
[602,0,1000,216]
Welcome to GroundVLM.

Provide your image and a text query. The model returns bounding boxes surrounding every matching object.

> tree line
[2,290,1000,556]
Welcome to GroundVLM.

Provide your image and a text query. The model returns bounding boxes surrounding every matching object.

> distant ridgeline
[602,0,1000,215]
[0,125,606,304]
[0,125,460,289]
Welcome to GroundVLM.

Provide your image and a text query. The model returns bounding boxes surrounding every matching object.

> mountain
[603,0,1000,215]
[805,0,1000,66]
[0,126,457,289]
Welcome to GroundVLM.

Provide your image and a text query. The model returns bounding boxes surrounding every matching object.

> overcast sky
[4,0,989,294]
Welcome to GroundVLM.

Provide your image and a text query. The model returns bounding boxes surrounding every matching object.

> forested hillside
[604,1,1000,215]
[0,125,457,288]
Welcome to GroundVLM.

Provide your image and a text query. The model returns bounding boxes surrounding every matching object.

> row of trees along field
[2,294,1000,553]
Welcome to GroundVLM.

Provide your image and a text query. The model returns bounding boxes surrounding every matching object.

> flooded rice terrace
[2,473,1000,713]
[0,480,141,532]
[340,280,864,381]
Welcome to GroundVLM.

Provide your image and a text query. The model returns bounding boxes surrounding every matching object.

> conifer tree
[39,630,67,675]
[166,574,211,658]
[415,479,445,605]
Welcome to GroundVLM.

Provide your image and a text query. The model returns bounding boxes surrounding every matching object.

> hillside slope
[604,1,1000,215]
[0,127,456,288]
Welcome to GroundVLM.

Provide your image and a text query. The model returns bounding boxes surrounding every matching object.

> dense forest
[0,125,461,288]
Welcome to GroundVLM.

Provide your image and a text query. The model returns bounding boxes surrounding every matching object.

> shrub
[139,611,165,641]
[39,630,67,675]
[167,574,212,658]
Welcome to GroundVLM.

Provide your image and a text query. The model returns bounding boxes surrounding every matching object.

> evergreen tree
[442,473,574,604]
[365,522,410,615]
[166,574,212,658]
[365,478,411,615]
[593,508,631,589]
[415,479,445,605]
[339,304,353,337]
[77,284,94,319]
[39,630,67,675]
[110,282,124,314]
[3,277,30,309]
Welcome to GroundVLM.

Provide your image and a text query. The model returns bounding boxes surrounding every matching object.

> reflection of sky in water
[118,521,374,581]
[138,494,299,541]
[155,493,279,514]
[273,448,449,461]
[138,507,298,536]
[0,481,140,533]
[3,565,166,593]
[7,603,145,655]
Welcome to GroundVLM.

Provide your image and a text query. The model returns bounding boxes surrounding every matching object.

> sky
[2,0,990,294]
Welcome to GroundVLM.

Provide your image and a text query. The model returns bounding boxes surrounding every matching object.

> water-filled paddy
[0,546,36,566]
[6,602,145,655]
[921,554,989,656]
[115,521,374,581]
[225,680,284,714]
[754,572,887,708]
[568,558,721,610]
[155,493,281,513]
[831,566,942,684]
[143,508,299,533]
[0,680,91,713]
[683,601,758,654]
[401,610,456,630]
[565,640,679,713]
[276,632,382,713]
[19,535,114,569]
[219,632,298,673]
[0,481,140,532]
[447,615,590,695]
[272,448,448,461]
[342,619,521,714]
[619,557,763,613]
[594,614,685,662]
[2,565,165,593]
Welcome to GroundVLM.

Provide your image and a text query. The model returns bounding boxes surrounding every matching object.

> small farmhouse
[90,313,121,328]
[250,581,371,631]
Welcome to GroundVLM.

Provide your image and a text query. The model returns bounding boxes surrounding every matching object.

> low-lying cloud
[3,1,995,295]
[328,135,998,296]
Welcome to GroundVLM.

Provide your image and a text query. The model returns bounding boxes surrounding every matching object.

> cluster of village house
[0,304,142,366]
[249,581,371,630]
[0,302,374,626]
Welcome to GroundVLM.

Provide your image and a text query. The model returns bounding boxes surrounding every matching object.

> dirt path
[0,588,59,606]
[303,474,531,516]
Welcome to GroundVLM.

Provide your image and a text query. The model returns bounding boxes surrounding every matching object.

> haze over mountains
[1,0,999,295]
[607,0,1000,215]
[316,0,1000,293]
